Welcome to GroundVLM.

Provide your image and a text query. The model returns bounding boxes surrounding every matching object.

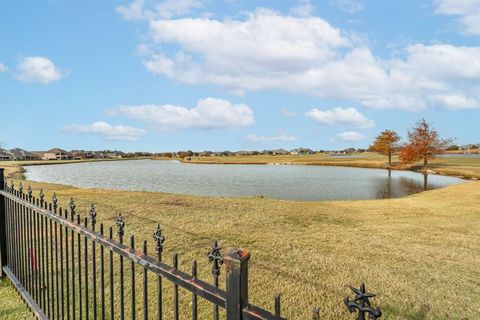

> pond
[24,160,464,201]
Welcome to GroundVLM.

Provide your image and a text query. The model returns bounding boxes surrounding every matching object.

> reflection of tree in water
[374,170,429,199]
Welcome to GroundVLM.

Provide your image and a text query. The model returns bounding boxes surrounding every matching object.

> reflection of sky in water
[437,154,479,158]
[25,160,465,201]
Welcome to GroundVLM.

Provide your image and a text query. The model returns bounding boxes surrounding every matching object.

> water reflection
[375,170,430,199]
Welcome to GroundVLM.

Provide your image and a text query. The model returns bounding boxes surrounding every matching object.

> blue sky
[0,0,479,152]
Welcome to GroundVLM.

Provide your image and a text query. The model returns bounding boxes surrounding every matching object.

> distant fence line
[0,167,382,320]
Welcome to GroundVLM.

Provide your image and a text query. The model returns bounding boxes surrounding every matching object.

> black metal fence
[0,168,381,320]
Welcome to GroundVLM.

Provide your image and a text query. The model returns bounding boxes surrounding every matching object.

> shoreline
[4,154,478,182]
[9,158,472,204]
[176,155,479,180]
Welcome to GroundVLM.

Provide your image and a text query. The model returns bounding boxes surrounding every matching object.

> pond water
[437,153,479,158]
[24,160,464,201]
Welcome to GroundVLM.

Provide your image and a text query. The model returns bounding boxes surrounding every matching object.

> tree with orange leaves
[399,119,451,168]
[371,130,401,166]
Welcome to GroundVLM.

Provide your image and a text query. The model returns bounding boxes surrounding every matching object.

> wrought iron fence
[0,168,381,320]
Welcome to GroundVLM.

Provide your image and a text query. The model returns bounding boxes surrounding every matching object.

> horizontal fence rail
[0,167,382,320]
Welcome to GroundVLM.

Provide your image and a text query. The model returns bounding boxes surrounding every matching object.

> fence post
[225,249,250,320]
[0,168,7,278]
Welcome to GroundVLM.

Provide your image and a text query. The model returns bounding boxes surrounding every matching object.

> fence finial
[116,213,125,237]
[52,193,58,211]
[312,307,320,320]
[90,204,97,228]
[208,241,223,278]
[10,180,14,192]
[69,197,76,216]
[27,185,32,201]
[18,182,23,195]
[153,224,165,255]
[344,283,382,320]
[3,179,7,190]
[39,188,44,205]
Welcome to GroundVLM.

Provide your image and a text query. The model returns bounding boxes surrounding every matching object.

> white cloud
[116,0,145,20]
[246,133,298,142]
[107,97,254,130]
[123,8,480,111]
[429,94,480,109]
[434,0,480,35]
[306,107,374,128]
[155,0,201,18]
[290,0,314,17]
[330,0,364,13]
[337,131,365,141]
[16,56,64,84]
[281,109,297,117]
[0,63,7,73]
[63,121,146,141]
[117,0,201,20]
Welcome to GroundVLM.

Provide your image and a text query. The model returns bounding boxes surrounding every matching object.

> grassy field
[0,157,479,319]
[0,278,33,319]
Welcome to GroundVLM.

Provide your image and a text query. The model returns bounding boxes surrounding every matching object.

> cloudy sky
[1,0,479,151]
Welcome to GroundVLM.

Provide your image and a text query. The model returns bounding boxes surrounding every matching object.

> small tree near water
[399,118,451,169]
[371,130,401,166]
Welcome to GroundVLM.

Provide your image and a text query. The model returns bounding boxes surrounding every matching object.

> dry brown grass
[0,158,479,319]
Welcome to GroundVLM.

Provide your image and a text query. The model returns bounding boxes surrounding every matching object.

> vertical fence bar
[15,194,20,280]
[12,191,17,277]
[54,202,60,319]
[153,224,164,320]
[117,215,125,320]
[84,217,89,320]
[49,203,55,320]
[0,168,6,277]
[100,224,106,320]
[208,241,223,320]
[59,207,65,320]
[224,250,250,320]
[8,191,13,276]
[7,195,13,277]
[23,197,29,293]
[191,260,198,320]
[28,197,35,299]
[40,200,46,313]
[173,253,179,320]
[143,240,148,320]
[109,227,114,320]
[71,210,76,320]
[64,209,70,320]
[90,206,97,320]
[19,192,26,292]
[43,202,52,318]
[34,201,40,304]
[130,236,136,320]
[275,294,281,318]
[13,189,17,276]
[4,183,10,278]
[77,214,83,319]
[17,192,24,285]
[18,194,24,285]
